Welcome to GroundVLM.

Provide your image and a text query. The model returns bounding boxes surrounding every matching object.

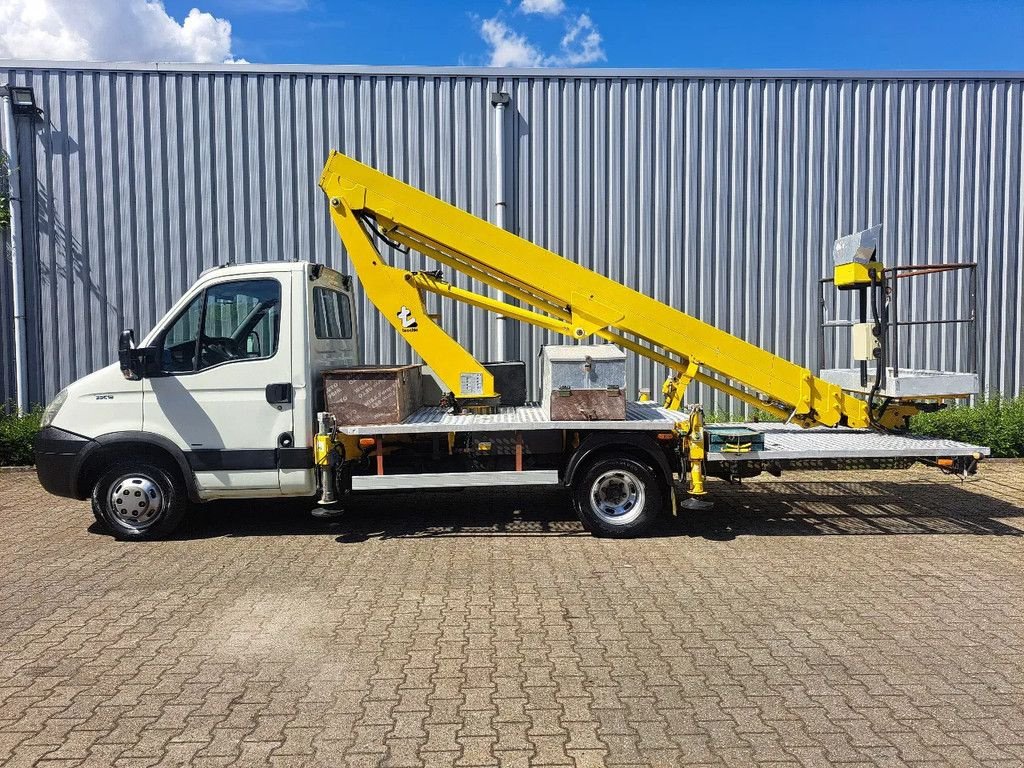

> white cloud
[480,18,543,67]
[555,13,604,65]
[0,0,236,63]
[479,9,605,68]
[519,0,565,16]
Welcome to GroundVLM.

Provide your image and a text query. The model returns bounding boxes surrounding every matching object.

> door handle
[266,383,293,404]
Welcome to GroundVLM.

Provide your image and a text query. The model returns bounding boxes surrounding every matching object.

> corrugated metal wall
[1,63,1022,411]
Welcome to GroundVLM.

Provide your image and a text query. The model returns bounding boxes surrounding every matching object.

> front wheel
[571,456,664,537]
[91,461,189,541]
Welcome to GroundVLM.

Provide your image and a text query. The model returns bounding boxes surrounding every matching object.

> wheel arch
[74,432,201,502]
[563,431,676,489]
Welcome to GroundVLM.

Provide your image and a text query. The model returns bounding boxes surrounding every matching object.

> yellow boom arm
[320,151,912,430]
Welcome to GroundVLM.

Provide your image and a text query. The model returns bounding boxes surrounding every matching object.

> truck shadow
[172,474,1024,542]
[676,477,1024,541]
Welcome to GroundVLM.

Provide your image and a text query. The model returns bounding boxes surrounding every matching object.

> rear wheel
[91,460,189,541]
[572,455,664,537]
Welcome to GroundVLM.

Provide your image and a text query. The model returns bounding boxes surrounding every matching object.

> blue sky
[163,0,1024,70]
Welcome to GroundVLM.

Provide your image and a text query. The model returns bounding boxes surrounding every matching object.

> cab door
[143,274,293,496]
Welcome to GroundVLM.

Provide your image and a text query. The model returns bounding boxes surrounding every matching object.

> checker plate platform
[700,423,988,463]
[336,403,988,463]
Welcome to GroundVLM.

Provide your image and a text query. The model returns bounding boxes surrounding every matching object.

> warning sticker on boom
[459,372,485,397]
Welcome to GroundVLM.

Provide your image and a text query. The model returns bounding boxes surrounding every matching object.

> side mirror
[118,329,157,380]
[118,329,138,380]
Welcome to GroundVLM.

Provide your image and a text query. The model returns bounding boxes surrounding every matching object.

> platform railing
[817,262,978,395]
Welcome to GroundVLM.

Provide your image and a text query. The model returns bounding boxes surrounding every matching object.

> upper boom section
[320,151,913,430]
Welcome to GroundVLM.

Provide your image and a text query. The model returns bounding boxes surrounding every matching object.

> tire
[90,460,189,541]
[571,455,664,538]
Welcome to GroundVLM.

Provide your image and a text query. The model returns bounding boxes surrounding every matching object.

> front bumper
[35,426,94,499]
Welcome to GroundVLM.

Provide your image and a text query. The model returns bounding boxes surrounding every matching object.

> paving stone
[1,466,1023,767]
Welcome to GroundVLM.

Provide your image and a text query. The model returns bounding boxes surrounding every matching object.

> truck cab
[34,261,358,537]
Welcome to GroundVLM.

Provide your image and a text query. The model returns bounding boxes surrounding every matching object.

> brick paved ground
[1,465,1023,767]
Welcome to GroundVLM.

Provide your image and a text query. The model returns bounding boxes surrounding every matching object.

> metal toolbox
[541,344,627,421]
[323,365,422,426]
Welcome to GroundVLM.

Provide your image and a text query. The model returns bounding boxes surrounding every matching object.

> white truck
[33,154,988,540]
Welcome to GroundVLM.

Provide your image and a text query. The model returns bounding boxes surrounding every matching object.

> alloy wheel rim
[109,474,163,529]
[589,469,645,525]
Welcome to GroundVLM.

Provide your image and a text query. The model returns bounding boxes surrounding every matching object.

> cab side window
[313,286,353,340]
[159,279,281,373]
[161,295,203,373]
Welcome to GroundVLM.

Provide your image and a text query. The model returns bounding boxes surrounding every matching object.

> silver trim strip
[2,61,1022,79]
[351,470,561,491]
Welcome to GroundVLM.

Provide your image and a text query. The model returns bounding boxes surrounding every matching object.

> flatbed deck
[338,403,989,463]
[338,402,681,435]
[700,423,989,463]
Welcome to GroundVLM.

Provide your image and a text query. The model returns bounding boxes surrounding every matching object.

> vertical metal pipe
[878,273,888,389]
[969,264,978,382]
[890,268,899,379]
[1,88,28,414]
[490,91,510,362]
[858,287,868,387]
[816,280,826,374]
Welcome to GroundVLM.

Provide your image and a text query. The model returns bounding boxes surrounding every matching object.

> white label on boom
[459,373,484,397]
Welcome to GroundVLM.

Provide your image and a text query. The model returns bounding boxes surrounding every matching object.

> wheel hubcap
[590,470,645,525]
[109,475,163,529]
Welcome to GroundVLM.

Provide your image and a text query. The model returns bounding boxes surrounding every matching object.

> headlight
[40,388,68,428]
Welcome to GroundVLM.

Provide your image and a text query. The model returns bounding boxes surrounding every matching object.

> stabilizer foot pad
[679,497,714,512]
[311,506,345,519]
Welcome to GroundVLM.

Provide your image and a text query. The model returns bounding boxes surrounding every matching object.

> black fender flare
[563,431,677,488]
[74,431,202,502]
